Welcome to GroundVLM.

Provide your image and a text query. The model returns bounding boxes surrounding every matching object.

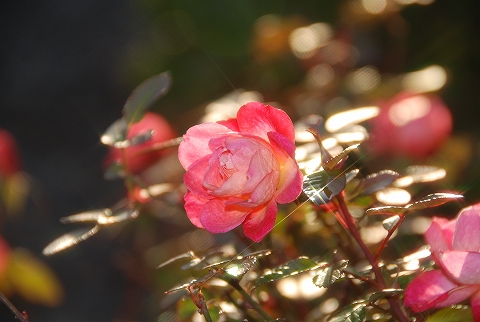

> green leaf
[351,170,399,198]
[313,260,348,288]
[328,301,367,322]
[303,169,346,205]
[405,193,463,213]
[382,215,401,231]
[255,257,320,287]
[7,249,64,306]
[324,144,359,171]
[123,71,171,125]
[426,306,474,322]
[367,289,403,302]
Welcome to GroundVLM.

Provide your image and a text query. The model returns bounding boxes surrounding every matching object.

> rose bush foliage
[178,102,303,242]
[404,203,480,321]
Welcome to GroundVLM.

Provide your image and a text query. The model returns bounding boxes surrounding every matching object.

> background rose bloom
[104,112,177,175]
[404,203,480,321]
[178,102,303,242]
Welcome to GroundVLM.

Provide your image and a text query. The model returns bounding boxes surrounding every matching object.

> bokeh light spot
[388,95,431,127]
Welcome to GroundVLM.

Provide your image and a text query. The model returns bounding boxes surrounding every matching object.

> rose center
[219,150,237,178]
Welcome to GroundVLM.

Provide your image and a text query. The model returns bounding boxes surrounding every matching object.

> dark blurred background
[1,0,479,321]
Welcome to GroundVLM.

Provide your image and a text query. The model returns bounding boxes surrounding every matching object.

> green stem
[228,279,273,321]
[201,301,213,322]
[334,195,409,322]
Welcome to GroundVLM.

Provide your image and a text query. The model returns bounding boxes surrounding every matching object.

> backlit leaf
[352,170,399,198]
[123,72,171,125]
[405,193,463,213]
[100,118,128,146]
[365,206,406,216]
[367,289,403,302]
[303,169,346,205]
[328,301,367,322]
[382,216,401,231]
[42,226,100,255]
[313,260,348,288]
[323,144,359,171]
[255,257,320,287]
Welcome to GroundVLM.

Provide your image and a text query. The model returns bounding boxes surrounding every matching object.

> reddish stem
[334,194,409,322]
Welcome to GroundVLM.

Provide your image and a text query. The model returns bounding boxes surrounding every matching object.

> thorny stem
[334,195,409,322]
[227,279,274,321]
[0,292,29,322]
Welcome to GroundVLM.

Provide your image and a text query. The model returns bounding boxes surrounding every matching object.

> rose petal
[249,170,279,206]
[404,270,478,312]
[268,131,296,159]
[184,192,206,228]
[243,149,277,194]
[183,155,212,199]
[470,290,480,322]
[200,198,249,233]
[425,217,454,259]
[217,118,239,131]
[243,199,278,242]
[178,122,230,169]
[237,102,295,142]
[212,171,247,197]
[203,148,224,191]
[275,156,303,204]
[439,251,480,285]
[453,205,480,252]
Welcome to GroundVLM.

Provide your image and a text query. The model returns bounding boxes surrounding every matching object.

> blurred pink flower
[404,203,480,321]
[0,129,21,178]
[104,112,177,174]
[368,91,452,160]
[178,102,303,242]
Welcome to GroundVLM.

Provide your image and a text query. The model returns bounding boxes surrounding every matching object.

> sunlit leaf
[351,170,399,198]
[323,144,359,171]
[367,289,403,303]
[405,193,463,213]
[7,249,64,306]
[426,306,474,322]
[365,206,406,216]
[303,169,346,205]
[328,301,367,322]
[313,260,348,288]
[205,249,271,279]
[42,226,100,255]
[123,71,171,125]
[394,165,447,188]
[157,251,197,269]
[59,209,111,224]
[345,169,360,183]
[100,118,128,146]
[382,216,401,231]
[255,257,320,287]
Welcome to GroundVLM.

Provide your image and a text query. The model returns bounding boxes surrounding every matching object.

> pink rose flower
[178,102,303,242]
[404,203,480,321]
[368,91,452,160]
